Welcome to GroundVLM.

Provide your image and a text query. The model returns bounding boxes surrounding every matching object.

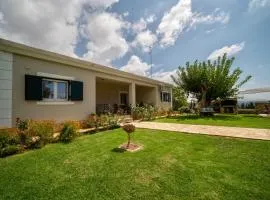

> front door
[120,92,128,105]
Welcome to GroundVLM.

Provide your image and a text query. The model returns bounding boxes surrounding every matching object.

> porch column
[89,75,96,113]
[129,82,136,106]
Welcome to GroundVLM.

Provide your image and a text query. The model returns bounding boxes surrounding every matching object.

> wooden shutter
[70,81,83,101]
[25,75,42,100]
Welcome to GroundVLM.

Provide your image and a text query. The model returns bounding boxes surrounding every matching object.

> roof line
[0,38,172,86]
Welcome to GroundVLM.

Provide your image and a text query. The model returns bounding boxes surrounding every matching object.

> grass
[1,128,270,200]
[155,114,270,129]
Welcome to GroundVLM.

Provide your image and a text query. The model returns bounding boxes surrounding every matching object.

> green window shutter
[70,80,83,101]
[25,75,42,100]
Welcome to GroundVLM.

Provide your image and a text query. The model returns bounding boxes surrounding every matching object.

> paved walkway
[133,122,270,141]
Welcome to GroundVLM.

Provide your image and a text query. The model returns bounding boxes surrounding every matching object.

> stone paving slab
[133,122,270,141]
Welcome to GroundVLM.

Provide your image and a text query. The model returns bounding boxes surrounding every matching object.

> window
[25,74,83,102]
[161,91,171,102]
[42,79,68,101]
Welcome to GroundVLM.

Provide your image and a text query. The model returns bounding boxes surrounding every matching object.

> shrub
[108,115,120,129]
[16,118,29,145]
[0,130,9,149]
[99,115,109,127]
[156,108,168,117]
[143,105,156,121]
[238,109,256,114]
[62,120,81,130]
[86,114,98,128]
[0,145,20,158]
[0,130,20,157]
[179,106,191,114]
[26,120,56,147]
[131,105,156,121]
[131,106,144,120]
[0,130,20,148]
[122,124,135,148]
[59,122,78,143]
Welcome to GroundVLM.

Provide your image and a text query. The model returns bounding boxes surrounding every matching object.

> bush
[16,118,29,145]
[59,122,78,143]
[0,145,20,158]
[0,130,20,157]
[26,120,56,148]
[86,114,98,128]
[0,130,19,147]
[0,130,9,149]
[179,106,191,114]
[131,105,156,121]
[108,115,120,129]
[238,109,256,114]
[99,115,109,127]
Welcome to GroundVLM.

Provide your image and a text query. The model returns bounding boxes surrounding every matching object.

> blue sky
[0,0,269,100]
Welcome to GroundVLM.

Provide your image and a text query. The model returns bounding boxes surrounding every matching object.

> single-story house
[0,38,173,128]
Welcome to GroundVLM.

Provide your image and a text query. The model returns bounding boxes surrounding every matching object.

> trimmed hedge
[238,109,256,114]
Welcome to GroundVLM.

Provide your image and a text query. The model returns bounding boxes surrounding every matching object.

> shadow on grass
[111,147,126,153]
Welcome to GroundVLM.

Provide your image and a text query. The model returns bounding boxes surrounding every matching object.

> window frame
[42,78,69,102]
[161,91,171,103]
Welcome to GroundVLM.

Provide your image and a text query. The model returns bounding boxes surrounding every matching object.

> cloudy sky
[0,0,269,100]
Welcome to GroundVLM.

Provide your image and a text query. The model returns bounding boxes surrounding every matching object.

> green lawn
[155,114,270,129]
[1,129,270,200]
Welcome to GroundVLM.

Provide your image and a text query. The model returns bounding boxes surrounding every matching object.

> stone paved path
[133,122,270,141]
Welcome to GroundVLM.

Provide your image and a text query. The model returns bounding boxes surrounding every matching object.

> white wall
[0,51,13,127]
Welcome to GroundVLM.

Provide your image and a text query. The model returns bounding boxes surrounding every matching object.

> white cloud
[157,0,230,47]
[207,42,245,60]
[132,18,148,33]
[152,69,177,84]
[205,29,215,34]
[123,12,129,17]
[132,14,156,33]
[132,30,157,52]
[191,11,230,25]
[82,12,129,65]
[87,0,119,8]
[120,55,151,76]
[248,0,270,11]
[146,14,156,23]
[0,0,120,57]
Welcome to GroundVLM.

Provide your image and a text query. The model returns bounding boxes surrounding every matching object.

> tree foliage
[172,87,188,111]
[171,53,251,107]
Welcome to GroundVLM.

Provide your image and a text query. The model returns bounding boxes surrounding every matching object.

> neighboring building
[220,98,238,114]
[0,39,172,128]
[255,101,270,114]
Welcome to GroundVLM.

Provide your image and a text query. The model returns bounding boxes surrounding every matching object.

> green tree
[171,53,251,107]
[172,87,188,111]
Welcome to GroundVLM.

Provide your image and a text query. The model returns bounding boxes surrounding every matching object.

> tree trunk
[200,89,207,108]
[126,133,131,148]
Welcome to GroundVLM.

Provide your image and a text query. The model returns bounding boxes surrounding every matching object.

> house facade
[0,39,172,128]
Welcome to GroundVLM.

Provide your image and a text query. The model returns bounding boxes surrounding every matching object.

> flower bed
[0,114,121,158]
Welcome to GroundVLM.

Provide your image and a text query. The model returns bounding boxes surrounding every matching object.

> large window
[42,79,68,101]
[161,91,171,102]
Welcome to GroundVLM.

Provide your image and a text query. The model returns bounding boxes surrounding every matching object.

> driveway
[133,122,270,141]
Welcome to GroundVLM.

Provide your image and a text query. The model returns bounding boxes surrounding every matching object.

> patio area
[95,77,158,114]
